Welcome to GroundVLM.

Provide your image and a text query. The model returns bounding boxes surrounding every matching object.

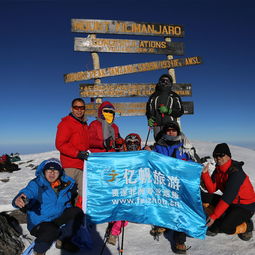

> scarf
[97,117,115,141]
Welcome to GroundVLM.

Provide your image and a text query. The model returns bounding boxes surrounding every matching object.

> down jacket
[202,160,255,220]
[55,114,89,170]
[89,101,120,152]
[12,159,76,231]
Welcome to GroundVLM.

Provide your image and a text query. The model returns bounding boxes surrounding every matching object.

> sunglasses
[72,105,85,110]
[103,109,115,114]
[213,153,226,158]
[45,169,59,174]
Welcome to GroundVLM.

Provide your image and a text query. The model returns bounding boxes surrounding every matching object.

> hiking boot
[107,234,117,245]
[150,226,167,236]
[55,239,80,252]
[206,229,218,236]
[173,243,187,254]
[238,219,254,241]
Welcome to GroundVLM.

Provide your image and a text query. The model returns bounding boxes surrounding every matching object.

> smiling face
[71,100,85,120]
[44,169,60,183]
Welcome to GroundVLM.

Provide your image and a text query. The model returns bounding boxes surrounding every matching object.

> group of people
[12,74,255,255]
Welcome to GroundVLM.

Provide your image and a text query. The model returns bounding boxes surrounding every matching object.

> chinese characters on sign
[107,167,182,208]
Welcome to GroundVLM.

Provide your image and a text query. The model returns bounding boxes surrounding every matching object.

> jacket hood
[98,101,115,119]
[35,158,63,179]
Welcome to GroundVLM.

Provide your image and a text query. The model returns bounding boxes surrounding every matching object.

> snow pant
[201,192,254,234]
[65,168,83,196]
[173,231,186,244]
[30,207,84,253]
[110,221,128,236]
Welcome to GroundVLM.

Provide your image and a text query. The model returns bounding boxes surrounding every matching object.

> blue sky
[1,0,255,154]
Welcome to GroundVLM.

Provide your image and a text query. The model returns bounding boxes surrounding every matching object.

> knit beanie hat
[163,121,181,136]
[43,158,63,174]
[213,143,232,158]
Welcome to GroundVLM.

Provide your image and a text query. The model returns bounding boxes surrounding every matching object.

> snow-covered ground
[1,141,255,255]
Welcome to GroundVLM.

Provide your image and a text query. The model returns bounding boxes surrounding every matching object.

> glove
[159,105,168,114]
[77,151,89,160]
[115,137,124,146]
[104,137,115,150]
[148,118,155,127]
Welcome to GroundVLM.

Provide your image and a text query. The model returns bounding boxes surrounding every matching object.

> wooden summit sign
[64,56,201,83]
[74,37,184,55]
[80,83,192,98]
[72,19,184,37]
[85,102,193,117]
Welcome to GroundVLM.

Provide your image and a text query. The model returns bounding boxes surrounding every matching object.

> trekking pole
[144,127,151,147]
[119,221,125,255]
[99,222,113,255]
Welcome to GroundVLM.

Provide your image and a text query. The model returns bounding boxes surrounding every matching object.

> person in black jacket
[146,74,184,141]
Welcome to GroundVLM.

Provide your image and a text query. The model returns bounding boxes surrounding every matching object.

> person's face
[166,128,178,137]
[71,101,85,119]
[159,77,171,87]
[44,169,60,183]
[213,153,231,166]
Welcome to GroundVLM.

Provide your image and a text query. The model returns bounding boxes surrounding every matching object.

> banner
[83,150,206,239]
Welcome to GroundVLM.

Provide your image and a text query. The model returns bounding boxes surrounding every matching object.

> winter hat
[158,74,173,84]
[125,133,142,151]
[98,101,115,119]
[163,121,181,135]
[213,143,232,158]
[43,158,63,173]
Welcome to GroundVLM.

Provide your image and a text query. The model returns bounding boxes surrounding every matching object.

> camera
[20,196,29,213]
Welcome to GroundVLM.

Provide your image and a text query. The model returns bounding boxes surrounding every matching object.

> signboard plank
[72,19,184,37]
[80,83,192,97]
[64,56,202,83]
[85,102,193,117]
[74,37,184,55]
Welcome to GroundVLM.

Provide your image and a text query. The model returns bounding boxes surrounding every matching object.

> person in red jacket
[202,143,255,241]
[55,98,89,208]
[88,101,123,152]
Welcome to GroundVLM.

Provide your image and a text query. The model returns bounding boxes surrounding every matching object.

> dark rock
[0,212,25,255]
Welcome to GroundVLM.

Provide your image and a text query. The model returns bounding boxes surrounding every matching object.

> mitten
[159,105,168,114]
[77,151,89,160]
[148,118,155,127]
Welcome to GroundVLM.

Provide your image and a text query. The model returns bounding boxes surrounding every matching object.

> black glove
[104,137,114,151]
[77,151,89,160]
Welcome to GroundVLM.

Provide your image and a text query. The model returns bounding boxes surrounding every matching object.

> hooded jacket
[202,160,255,220]
[12,159,76,231]
[89,101,120,152]
[55,114,89,170]
[146,75,184,126]
[153,132,199,162]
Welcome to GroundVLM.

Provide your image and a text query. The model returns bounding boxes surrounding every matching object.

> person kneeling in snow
[202,143,255,240]
[12,158,84,255]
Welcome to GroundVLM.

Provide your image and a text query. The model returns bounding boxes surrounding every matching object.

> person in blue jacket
[12,158,84,255]
[145,121,200,254]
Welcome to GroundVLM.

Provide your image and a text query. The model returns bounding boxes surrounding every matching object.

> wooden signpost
[72,19,184,37]
[85,102,193,117]
[64,56,201,83]
[65,19,202,117]
[74,37,184,55]
[80,83,192,98]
